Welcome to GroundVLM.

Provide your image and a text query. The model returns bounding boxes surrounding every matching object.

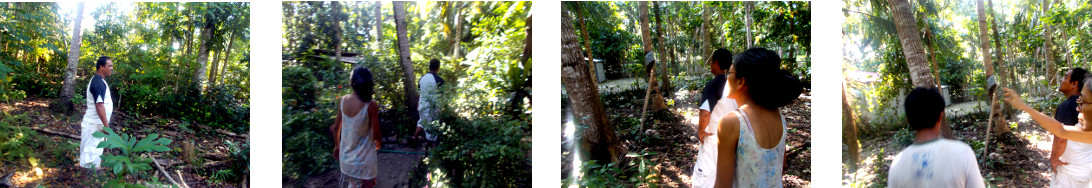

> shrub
[565,151,661,188]
[92,127,173,187]
[282,109,336,182]
[283,66,319,111]
[423,116,531,187]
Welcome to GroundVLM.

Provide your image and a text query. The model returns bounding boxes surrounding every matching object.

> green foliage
[283,2,531,185]
[893,128,914,148]
[281,109,336,182]
[0,122,36,163]
[92,127,172,186]
[0,88,26,103]
[93,127,172,176]
[565,151,661,188]
[282,65,320,111]
[1,2,251,132]
[425,117,531,187]
[222,140,249,183]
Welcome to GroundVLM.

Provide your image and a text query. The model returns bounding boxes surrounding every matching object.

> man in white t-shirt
[414,59,445,147]
[692,49,738,188]
[79,56,114,169]
[888,87,985,188]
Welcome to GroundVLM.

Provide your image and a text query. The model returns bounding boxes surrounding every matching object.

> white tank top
[732,109,786,187]
[1061,140,1092,165]
[339,97,377,180]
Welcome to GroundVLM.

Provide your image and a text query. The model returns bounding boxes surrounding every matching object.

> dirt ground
[562,88,812,187]
[285,143,427,188]
[0,97,248,187]
[843,112,1053,187]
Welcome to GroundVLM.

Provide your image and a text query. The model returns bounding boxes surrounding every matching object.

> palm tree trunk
[219,31,236,85]
[654,1,672,97]
[58,2,85,114]
[888,0,953,139]
[1044,0,1057,86]
[393,2,420,117]
[745,2,754,48]
[988,0,1012,132]
[562,5,622,164]
[843,83,861,171]
[575,3,596,83]
[195,16,213,89]
[374,1,382,43]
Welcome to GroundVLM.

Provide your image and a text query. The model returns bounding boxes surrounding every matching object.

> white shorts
[79,122,106,168]
[417,107,439,141]
[692,136,718,188]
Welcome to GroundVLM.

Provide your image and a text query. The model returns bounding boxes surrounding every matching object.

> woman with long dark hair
[333,66,383,188]
[715,48,802,187]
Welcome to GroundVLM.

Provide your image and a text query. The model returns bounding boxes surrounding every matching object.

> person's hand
[699,131,709,144]
[1001,88,1025,107]
[1052,157,1069,173]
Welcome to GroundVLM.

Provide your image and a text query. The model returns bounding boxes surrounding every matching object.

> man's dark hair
[905,87,946,130]
[429,59,440,71]
[96,56,111,70]
[1071,68,1089,92]
[351,66,375,103]
[712,48,732,71]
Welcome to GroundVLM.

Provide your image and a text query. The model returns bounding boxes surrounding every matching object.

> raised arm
[1002,88,1092,143]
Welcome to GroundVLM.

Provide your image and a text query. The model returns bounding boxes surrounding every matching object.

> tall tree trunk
[209,50,220,85]
[333,1,343,64]
[375,1,382,43]
[702,3,711,60]
[58,2,85,114]
[745,2,755,49]
[638,1,665,114]
[186,21,195,55]
[1044,0,1057,86]
[888,0,953,139]
[393,2,419,117]
[639,2,653,57]
[654,2,672,97]
[562,5,622,164]
[978,0,1006,156]
[211,31,232,86]
[843,83,861,171]
[927,28,941,87]
[576,3,596,83]
[988,0,1012,132]
[451,2,461,61]
[522,16,532,65]
[195,15,214,89]
[219,31,236,85]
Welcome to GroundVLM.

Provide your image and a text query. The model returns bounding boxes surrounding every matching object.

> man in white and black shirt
[692,48,739,188]
[414,59,445,147]
[79,56,114,169]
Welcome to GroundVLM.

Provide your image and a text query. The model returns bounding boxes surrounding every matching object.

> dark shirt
[700,74,727,112]
[1055,95,1080,126]
[89,74,107,104]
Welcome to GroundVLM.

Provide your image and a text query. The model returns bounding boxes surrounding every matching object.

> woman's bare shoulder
[719,113,741,136]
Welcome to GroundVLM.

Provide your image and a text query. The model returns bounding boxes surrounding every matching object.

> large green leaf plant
[92,127,173,187]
